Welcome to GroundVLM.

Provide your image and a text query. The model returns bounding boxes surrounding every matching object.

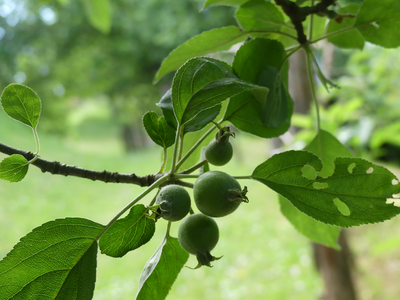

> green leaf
[143,111,176,149]
[202,0,251,9]
[136,234,189,300]
[0,218,104,299]
[183,105,221,134]
[252,150,400,227]
[278,130,350,249]
[259,67,289,127]
[157,89,221,134]
[327,4,364,50]
[155,27,248,82]
[279,195,341,250]
[0,154,29,182]
[99,204,155,258]
[157,89,178,130]
[224,38,292,137]
[172,56,268,126]
[1,84,41,129]
[304,129,352,177]
[235,0,285,32]
[224,92,290,138]
[80,0,111,34]
[354,0,400,48]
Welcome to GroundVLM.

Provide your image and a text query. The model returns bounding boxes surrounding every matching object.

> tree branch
[0,142,157,186]
[274,0,336,44]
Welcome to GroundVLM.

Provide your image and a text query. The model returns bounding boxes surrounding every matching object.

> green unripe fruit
[193,171,248,218]
[205,125,235,166]
[205,139,233,166]
[155,185,191,222]
[178,213,220,268]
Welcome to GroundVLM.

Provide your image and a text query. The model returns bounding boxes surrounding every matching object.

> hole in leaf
[313,182,329,190]
[371,22,380,29]
[386,198,400,207]
[392,179,399,185]
[347,163,356,174]
[392,193,400,199]
[366,167,374,174]
[301,165,317,180]
[333,198,350,216]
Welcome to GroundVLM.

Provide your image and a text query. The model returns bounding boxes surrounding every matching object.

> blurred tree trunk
[288,47,358,300]
[121,120,150,152]
[313,231,357,300]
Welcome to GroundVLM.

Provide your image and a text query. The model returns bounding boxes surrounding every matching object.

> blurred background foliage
[0,0,235,149]
[292,44,400,165]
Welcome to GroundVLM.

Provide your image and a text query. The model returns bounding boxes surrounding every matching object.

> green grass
[3,113,400,299]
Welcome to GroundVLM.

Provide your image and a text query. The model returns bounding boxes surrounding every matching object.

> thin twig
[0,142,157,186]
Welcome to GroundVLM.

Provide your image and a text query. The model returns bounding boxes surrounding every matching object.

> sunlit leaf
[0,154,29,182]
[0,218,104,299]
[1,84,41,129]
[99,205,155,257]
[305,129,352,177]
[355,0,400,48]
[236,0,285,32]
[143,111,176,149]
[327,4,364,50]
[253,150,400,227]
[155,27,248,82]
[136,234,189,300]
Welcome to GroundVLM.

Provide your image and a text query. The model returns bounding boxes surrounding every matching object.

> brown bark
[289,49,313,115]
[313,231,357,300]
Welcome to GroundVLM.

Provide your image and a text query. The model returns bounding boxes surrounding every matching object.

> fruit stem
[175,120,221,170]
[308,0,315,41]
[157,147,168,174]
[174,180,194,189]
[178,128,185,161]
[28,155,39,164]
[172,174,200,179]
[180,160,208,175]
[232,175,253,180]
[171,125,182,174]
[165,221,172,236]
[32,128,40,155]
[96,173,170,240]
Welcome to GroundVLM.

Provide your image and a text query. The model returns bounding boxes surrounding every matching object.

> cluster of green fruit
[154,126,248,268]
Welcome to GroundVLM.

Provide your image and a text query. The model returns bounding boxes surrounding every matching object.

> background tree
[0,0,235,148]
